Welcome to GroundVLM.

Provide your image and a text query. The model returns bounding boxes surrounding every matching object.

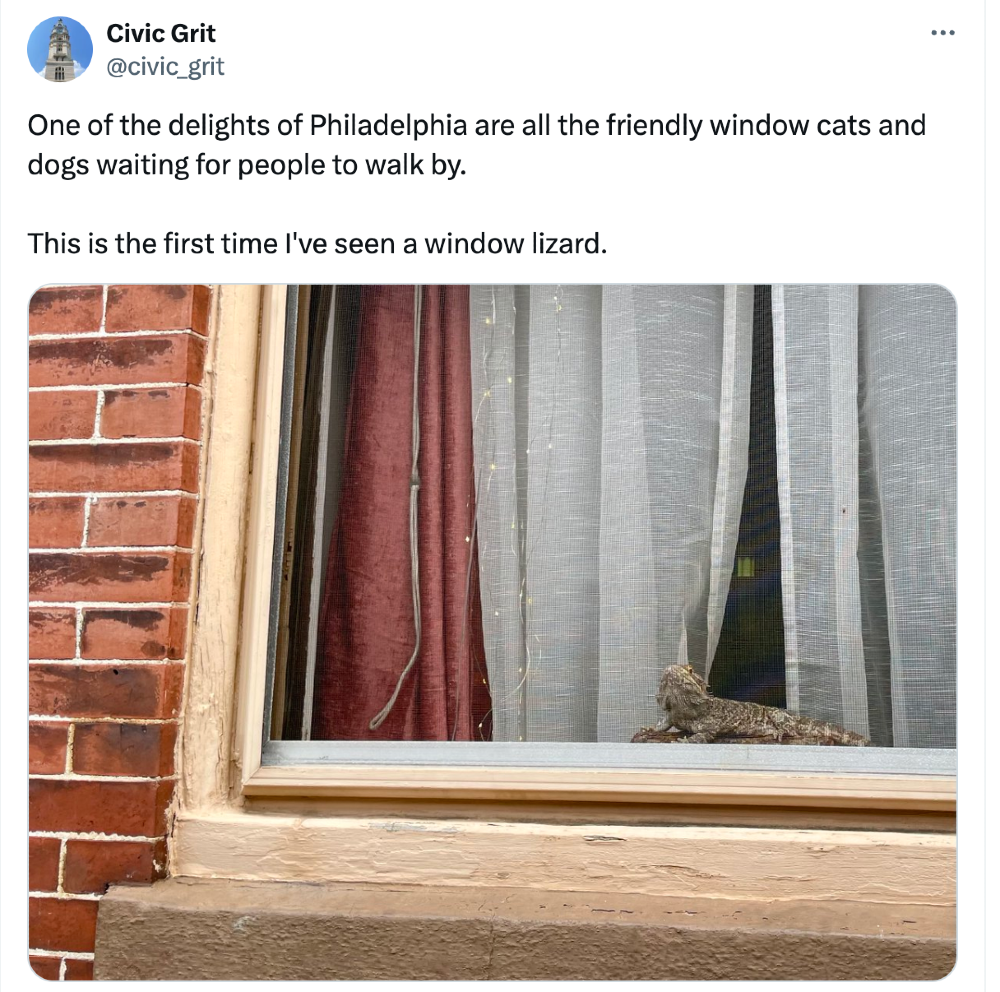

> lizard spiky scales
[654,664,870,746]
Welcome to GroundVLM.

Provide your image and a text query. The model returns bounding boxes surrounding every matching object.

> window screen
[267,285,956,753]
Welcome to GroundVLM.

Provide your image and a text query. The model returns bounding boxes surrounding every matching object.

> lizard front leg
[676,731,716,743]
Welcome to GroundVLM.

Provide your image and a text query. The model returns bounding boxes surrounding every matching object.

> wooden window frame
[172,285,954,900]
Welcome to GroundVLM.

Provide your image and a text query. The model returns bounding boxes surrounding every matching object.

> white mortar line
[80,497,94,549]
[59,958,68,980]
[30,716,176,725]
[31,327,208,342]
[29,773,178,784]
[32,545,189,554]
[40,282,209,290]
[30,830,166,842]
[31,382,203,393]
[30,601,180,608]
[85,545,198,553]
[29,891,102,902]
[99,285,108,333]
[30,659,185,667]
[74,607,84,659]
[29,436,198,446]
[31,490,199,499]
[64,725,75,774]
[56,838,68,893]
[29,950,95,960]
[92,391,105,438]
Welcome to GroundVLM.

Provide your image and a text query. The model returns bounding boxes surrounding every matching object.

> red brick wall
[28,286,210,981]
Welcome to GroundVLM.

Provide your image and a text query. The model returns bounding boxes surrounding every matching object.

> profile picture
[27,16,92,82]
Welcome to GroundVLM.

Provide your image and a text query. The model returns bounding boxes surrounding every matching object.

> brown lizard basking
[654,663,870,746]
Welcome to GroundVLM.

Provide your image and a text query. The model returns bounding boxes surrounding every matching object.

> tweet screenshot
[2,1,988,985]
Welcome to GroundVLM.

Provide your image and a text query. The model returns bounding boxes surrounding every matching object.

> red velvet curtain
[312,286,491,741]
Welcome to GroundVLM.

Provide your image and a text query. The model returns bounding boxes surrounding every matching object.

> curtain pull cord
[370,285,424,731]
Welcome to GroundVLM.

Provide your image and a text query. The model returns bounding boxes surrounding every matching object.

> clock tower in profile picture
[44,18,75,82]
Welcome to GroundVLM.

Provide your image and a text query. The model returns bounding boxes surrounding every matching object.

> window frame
[225,284,955,819]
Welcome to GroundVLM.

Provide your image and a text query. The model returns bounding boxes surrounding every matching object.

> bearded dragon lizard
[654,664,870,746]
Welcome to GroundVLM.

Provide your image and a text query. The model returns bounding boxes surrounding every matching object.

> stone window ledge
[95,876,955,980]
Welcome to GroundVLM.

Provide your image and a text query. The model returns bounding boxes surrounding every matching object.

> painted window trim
[171,285,954,905]
[179,286,955,833]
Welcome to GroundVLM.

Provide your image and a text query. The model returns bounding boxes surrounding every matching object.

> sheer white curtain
[470,285,754,742]
[773,285,956,747]
[470,284,955,748]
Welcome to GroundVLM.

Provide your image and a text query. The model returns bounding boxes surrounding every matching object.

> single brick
[29,441,200,493]
[72,722,176,778]
[81,607,187,660]
[29,955,62,980]
[29,392,97,440]
[64,959,94,980]
[29,610,77,660]
[88,496,196,548]
[29,498,87,549]
[101,386,201,440]
[29,334,206,388]
[29,286,103,336]
[29,722,69,774]
[29,896,99,953]
[29,779,173,837]
[28,551,192,603]
[29,664,184,720]
[106,285,210,335]
[29,837,62,891]
[63,838,167,894]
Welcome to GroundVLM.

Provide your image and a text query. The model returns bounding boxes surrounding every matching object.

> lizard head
[657,663,711,707]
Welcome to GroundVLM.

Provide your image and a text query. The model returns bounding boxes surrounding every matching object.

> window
[238,284,956,804]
